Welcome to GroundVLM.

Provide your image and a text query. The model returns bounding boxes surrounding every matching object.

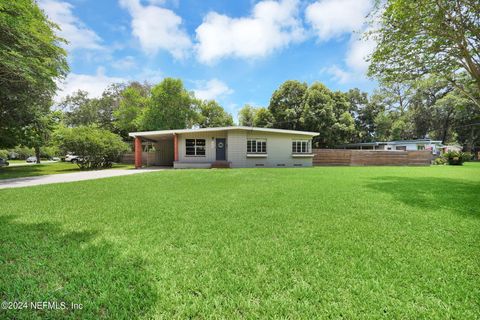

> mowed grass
[0,162,133,180]
[0,164,479,319]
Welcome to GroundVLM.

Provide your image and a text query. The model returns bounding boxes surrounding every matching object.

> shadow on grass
[0,216,157,319]
[0,165,79,180]
[366,176,480,218]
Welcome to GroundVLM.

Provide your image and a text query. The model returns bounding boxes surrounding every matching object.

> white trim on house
[129,126,319,138]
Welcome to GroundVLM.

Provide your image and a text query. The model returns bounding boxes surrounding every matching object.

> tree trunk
[466,126,474,153]
[35,146,41,164]
[441,114,451,144]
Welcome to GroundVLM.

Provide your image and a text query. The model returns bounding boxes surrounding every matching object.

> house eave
[129,126,320,138]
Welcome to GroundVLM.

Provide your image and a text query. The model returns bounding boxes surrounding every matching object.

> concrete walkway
[0,168,161,190]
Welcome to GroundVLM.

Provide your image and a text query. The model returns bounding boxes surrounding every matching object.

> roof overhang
[129,126,320,139]
[339,139,444,148]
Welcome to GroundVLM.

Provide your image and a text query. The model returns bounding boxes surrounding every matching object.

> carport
[130,131,178,168]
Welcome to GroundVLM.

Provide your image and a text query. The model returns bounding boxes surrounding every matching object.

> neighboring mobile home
[129,126,319,169]
[338,139,443,155]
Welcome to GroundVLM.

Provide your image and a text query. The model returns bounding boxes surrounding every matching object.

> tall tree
[196,100,234,127]
[347,89,384,142]
[369,0,480,107]
[374,111,393,141]
[60,83,128,130]
[303,83,355,147]
[253,108,274,128]
[431,94,458,143]
[95,83,126,132]
[238,105,257,127]
[140,78,196,130]
[268,80,308,130]
[445,81,480,150]
[331,91,356,143]
[409,77,453,139]
[60,90,98,127]
[113,83,151,136]
[0,0,68,147]
[20,111,60,163]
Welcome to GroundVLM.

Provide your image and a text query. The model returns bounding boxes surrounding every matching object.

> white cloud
[324,65,352,84]
[305,0,373,41]
[111,56,137,70]
[193,79,233,101]
[195,0,305,63]
[307,0,376,84]
[147,0,179,6]
[38,0,103,50]
[119,0,192,59]
[57,67,126,100]
[323,34,376,84]
[345,34,376,73]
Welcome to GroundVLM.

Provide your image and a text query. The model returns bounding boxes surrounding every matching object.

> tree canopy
[369,0,480,106]
[268,80,308,130]
[196,100,234,128]
[141,78,197,130]
[0,0,68,147]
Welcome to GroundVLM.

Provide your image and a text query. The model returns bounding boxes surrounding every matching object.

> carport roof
[129,126,319,139]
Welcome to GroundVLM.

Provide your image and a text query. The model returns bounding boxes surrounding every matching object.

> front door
[216,138,226,161]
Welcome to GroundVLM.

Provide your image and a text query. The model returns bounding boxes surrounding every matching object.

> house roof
[129,126,320,139]
[388,139,443,144]
[338,139,443,148]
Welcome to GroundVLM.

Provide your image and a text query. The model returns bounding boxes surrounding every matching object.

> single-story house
[129,126,319,169]
[337,139,443,154]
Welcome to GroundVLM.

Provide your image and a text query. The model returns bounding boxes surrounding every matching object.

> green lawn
[0,164,479,319]
[0,162,133,179]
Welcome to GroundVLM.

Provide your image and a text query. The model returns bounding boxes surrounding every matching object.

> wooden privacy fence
[121,152,156,164]
[312,149,433,166]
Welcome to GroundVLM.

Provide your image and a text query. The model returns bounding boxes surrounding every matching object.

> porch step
[211,161,231,168]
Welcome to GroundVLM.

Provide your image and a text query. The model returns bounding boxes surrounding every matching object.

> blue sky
[39,0,377,118]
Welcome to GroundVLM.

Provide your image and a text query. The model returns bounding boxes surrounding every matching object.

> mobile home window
[292,140,311,153]
[247,139,267,153]
[185,139,206,156]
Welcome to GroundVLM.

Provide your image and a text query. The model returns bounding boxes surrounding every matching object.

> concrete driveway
[0,168,162,189]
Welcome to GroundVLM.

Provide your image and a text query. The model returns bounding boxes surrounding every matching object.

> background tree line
[1,0,479,165]
[238,76,479,150]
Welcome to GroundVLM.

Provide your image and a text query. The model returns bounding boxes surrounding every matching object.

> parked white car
[64,154,82,163]
[26,156,38,163]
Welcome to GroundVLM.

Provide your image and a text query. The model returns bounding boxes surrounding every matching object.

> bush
[40,146,61,159]
[55,126,129,170]
[433,157,447,165]
[11,146,35,159]
[0,149,8,159]
[443,151,471,165]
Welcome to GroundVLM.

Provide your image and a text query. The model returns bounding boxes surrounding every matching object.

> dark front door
[216,138,226,161]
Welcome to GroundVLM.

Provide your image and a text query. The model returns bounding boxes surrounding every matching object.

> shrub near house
[55,126,129,170]
[442,151,472,166]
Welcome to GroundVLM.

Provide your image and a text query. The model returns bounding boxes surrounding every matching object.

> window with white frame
[292,140,311,153]
[185,139,206,156]
[247,139,267,153]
